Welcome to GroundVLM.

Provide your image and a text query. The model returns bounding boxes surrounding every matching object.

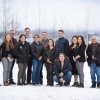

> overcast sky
[1,0,100,31]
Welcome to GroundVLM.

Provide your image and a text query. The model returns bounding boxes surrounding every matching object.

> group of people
[0,28,100,88]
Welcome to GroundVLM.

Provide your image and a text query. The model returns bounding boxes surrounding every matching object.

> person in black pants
[68,36,79,87]
[43,39,58,86]
[9,30,17,84]
[73,36,86,88]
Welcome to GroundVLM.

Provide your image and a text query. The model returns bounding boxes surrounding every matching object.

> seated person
[53,53,72,86]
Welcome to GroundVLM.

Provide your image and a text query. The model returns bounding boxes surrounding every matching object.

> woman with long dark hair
[68,36,79,87]
[73,36,86,88]
[2,34,14,86]
[43,39,58,86]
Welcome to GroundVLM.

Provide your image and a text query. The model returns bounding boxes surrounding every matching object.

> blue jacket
[54,57,72,79]
[55,37,69,56]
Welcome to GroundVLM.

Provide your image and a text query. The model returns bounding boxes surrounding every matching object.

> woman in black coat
[68,36,79,87]
[43,39,58,86]
[73,36,86,88]
[13,34,30,85]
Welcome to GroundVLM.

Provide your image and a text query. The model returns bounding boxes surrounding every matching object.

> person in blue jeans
[31,34,44,85]
[53,53,72,86]
[86,36,100,88]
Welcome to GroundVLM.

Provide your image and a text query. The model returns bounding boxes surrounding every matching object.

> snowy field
[0,62,100,100]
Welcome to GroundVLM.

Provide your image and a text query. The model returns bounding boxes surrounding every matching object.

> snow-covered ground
[0,62,100,100]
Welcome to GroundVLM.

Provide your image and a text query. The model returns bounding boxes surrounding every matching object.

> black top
[74,43,86,62]
[31,41,44,60]
[2,42,13,58]
[43,47,58,65]
[12,38,17,46]
[13,41,30,63]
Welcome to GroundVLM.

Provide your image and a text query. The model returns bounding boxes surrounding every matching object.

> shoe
[9,81,16,84]
[22,83,27,85]
[0,84,1,86]
[32,83,37,86]
[64,80,70,86]
[27,82,32,84]
[37,83,41,86]
[4,81,8,86]
[90,82,96,88]
[17,83,23,86]
[6,81,11,85]
[56,82,63,86]
[97,83,100,88]
[72,82,78,87]
[78,83,84,88]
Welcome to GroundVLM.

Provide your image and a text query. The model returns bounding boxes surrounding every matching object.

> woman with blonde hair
[2,34,14,86]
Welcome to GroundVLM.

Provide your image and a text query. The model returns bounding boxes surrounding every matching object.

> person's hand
[47,59,49,62]
[59,72,64,77]
[38,56,42,60]
[60,78,63,83]
[67,57,69,60]
[7,57,12,62]
[49,61,52,63]
[73,56,76,61]
[92,55,96,59]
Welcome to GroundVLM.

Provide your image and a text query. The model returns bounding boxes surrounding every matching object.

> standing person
[31,34,44,85]
[73,36,86,88]
[68,36,79,87]
[87,36,100,88]
[9,30,17,84]
[55,30,69,56]
[0,45,2,86]
[40,32,49,85]
[2,34,14,86]
[13,34,30,85]
[53,53,72,86]
[25,27,34,84]
[43,39,58,86]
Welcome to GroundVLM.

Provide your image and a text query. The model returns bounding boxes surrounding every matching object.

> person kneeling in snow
[53,53,72,86]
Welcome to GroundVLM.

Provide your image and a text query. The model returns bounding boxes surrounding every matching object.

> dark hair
[10,30,14,32]
[78,35,85,45]
[24,27,30,31]
[42,32,47,35]
[58,30,64,33]
[70,36,78,47]
[19,34,26,39]
[46,39,54,53]
[34,34,40,38]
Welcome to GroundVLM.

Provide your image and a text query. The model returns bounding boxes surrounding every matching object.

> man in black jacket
[86,36,100,88]
[53,54,72,86]
[9,30,17,84]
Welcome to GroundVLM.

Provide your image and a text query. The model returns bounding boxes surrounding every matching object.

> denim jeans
[32,59,43,83]
[53,71,72,83]
[9,59,15,82]
[90,63,100,83]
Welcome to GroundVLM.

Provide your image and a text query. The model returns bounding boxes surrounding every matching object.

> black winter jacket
[13,41,30,63]
[31,41,44,60]
[54,57,72,79]
[43,47,58,65]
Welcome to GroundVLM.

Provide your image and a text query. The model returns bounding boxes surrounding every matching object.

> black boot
[97,83,100,88]
[40,78,43,85]
[78,83,84,88]
[64,80,70,86]
[72,82,76,87]
[90,82,96,88]
[17,83,23,86]
[56,82,63,86]
[22,83,27,85]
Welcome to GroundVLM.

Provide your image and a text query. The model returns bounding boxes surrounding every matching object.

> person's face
[91,37,97,44]
[25,29,30,36]
[20,36,26,42]
[48,40,53,47]
[58,31,64,38]
[72,37,77,44]
[10,31,14,38]
[42,33,47,39]
[59,54,65,62]
[34,36,39,42]
[78,37,82,44]
[6,35,11,42]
